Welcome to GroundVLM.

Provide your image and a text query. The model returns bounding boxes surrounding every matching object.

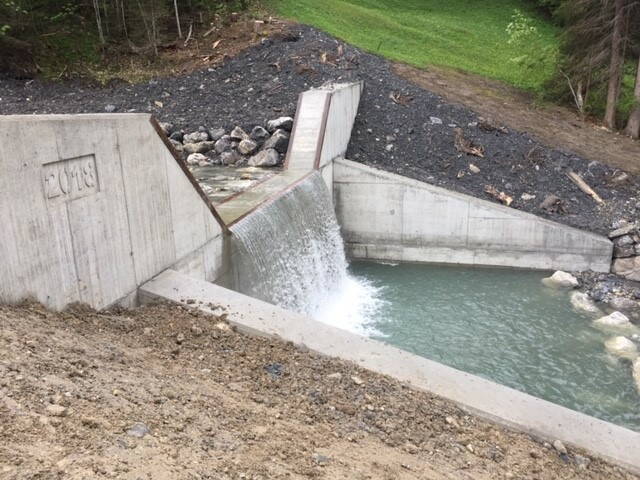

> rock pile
[610,221,640,282]
[158,116,293,168]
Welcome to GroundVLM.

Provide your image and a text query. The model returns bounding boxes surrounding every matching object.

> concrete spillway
[2,82,636,475]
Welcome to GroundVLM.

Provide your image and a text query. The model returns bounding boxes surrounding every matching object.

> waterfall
[230,172,382,332]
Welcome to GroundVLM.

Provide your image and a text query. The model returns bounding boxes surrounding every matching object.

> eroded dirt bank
[1,302,637,480]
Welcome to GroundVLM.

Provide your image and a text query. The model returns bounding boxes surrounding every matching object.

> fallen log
[566,171,604,205]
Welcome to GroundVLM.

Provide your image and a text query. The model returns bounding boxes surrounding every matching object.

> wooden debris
[183,23,193,47]
[389,91,413,106]
[484,185,513,206]
[212,39,221,50]
[454,128,485,157]
[566,170,604,205]
[540,194,566,213]
[203,25,217,38]
[478,116,508,134]
[610,171,629,184]
[252,20,264,41]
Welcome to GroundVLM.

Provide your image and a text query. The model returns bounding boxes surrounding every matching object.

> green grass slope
[270,0,559,91]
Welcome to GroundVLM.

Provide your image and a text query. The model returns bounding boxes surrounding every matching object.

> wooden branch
[567,170,604,205]
[183,23,193,47]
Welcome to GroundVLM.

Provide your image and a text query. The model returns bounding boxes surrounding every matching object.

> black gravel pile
[1,25,638,235]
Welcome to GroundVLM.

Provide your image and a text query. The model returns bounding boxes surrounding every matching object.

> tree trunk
[174,0,182,38]
[624,56,640,139]
[92,0,106,45]
[604,0,625,130]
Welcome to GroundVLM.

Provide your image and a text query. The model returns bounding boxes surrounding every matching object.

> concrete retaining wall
[333,159,613,272]
[0,114,227,310]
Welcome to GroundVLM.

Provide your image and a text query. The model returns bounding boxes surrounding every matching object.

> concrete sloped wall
[334,159,613,272]
[0,114,226,310]
[318,82,363,168]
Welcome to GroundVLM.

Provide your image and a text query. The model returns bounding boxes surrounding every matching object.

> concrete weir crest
[1,82,632,473]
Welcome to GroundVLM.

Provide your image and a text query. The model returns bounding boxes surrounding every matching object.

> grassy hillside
[270,0,560,91]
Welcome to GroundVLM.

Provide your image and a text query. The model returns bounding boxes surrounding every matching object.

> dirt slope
[0,302,637,479]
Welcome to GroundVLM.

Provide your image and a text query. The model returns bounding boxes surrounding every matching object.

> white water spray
[230,172,383,334]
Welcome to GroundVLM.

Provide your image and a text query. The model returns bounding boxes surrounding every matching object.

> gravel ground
[1,24,638,235]
[1,301,637,480]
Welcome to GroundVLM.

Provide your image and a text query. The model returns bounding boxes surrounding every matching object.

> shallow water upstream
[331,261,640,432]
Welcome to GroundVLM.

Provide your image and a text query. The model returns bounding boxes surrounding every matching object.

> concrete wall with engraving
[0,114,227,311]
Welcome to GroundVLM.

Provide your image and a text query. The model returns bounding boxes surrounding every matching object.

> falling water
[230,172,382,333]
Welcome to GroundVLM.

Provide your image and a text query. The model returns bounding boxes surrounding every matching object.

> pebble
[104,104,117,113]
[351,375,364,385]
[312,453,330,465]
[553,439,567,455]
[126,422,150,438]
[45,404,68,417]
[327,372,342,380]
[574,454,591,470]
[175,333,185,345]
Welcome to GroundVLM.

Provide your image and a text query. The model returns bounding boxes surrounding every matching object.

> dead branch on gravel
[389,92,413,106]
[454,128,485,157]
[567,170,605,204]
[484,185,513,206]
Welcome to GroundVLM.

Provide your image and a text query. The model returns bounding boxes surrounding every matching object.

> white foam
[313,274,387,337]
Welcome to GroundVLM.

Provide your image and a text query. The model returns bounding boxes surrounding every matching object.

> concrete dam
[2,82,639,474]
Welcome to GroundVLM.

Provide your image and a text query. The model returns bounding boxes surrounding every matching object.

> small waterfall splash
[230,172,382,334]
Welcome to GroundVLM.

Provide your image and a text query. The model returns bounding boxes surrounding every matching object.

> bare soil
[1,302,637,480]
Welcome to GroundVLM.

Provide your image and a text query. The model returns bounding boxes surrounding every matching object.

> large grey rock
[570,291,601,316]
[169,139,183,153]
[208,128,226,142]
[614,245,636,258]
[594,311,633,328]
[604,336,638,360]
[230,126,249,141]
[614,235,634,247]
[214,135,233,154]
[607,296,640,319]
[248,149,280,167]
[183,131,209,144]
[159,122,174,135]
[264,129,290,154]
[250,126,270,145]
[183,141,215,155]
[186,153,208,166]
[169,130,184,142]
[541,271,578,289]
[220,150,241,166]
[267,116,294,133]
[238,139,258,155]
[612,256,640,281]
[609,223,637,239]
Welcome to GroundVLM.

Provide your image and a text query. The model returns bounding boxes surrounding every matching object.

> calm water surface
[348,261,640,431]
